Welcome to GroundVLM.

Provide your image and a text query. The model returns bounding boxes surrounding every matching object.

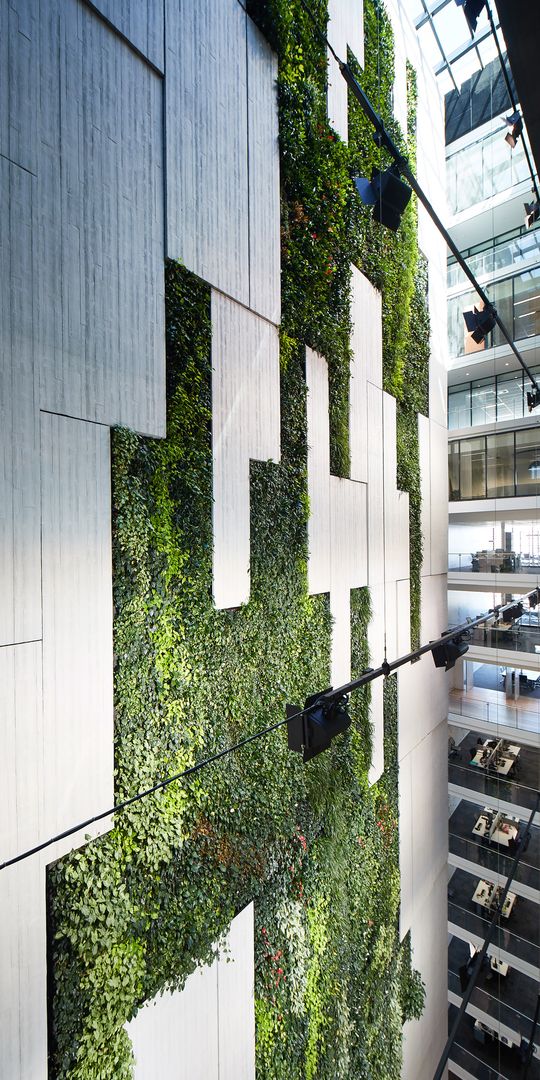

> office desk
[489,955,509,976]
[471,739,520,775]
[472,808,520,847]
[472,878,516,917]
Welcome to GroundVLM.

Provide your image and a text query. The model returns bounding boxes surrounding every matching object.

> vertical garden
[47,1,430,1077]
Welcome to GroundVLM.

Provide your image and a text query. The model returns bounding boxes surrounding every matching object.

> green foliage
[48,1,428,1075]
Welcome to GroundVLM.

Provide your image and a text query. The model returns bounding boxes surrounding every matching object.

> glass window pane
[449,442,460,501]
[486,432,515,497]
[449,289,483,358]
[513,267,540,341]
[516,429,540,495]
[471,376,496,426]
[448,384,471,430]
[496,369,524,421]
[459,437,486,500]
[490,277,514,348]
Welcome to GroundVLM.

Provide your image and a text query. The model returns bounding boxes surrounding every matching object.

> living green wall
[47,2,429,1077]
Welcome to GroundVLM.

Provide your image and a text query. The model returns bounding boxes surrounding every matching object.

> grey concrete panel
[165,0,250,308]
[86,0,164,70]
[37,0,165,435]
[0,0,38,173]
[0,158,41,646]
[41,413,114,840]
[247,20,280,323]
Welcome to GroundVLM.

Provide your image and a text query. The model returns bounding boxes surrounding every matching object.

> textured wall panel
[306,347,331,595]
[327,0,364,141]
[367,582,385,785]
[218,904,256,1080]
[212,293,281,609]
[350,266,383,484]
[0,860,47,1080]
[166,0,250,307]
[0,643,43,865]
[247,20,281,323]
[41,414,114,839]
[402,865,448,1080]
[366,382,384,587]
[383,392,410,585]
[429,419,449,576]
[0,158,41,646]
[37,0,165,435]
[418,414,431,578]
[0,0,38,173]
[86,0,164,70]
[128,904,255,1079]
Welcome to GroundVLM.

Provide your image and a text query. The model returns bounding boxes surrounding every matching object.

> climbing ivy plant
[47,1,428,1077]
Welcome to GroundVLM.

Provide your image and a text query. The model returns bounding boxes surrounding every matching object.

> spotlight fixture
[528,589,540,609]
[354,166,412,232]
[505,111,523,149]
[502,601,523,622]
[463,303,497,344]
[527,388,540,412]
[286,690,351,762]
[454,0,486,34]
[524,200,540,229]
[431,631,470,672]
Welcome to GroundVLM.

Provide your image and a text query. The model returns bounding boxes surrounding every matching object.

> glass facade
[447,226,540,290]
[448,269,540,358]
[448,366,540,430]
[446,127,528,215]
[448,426,540,500]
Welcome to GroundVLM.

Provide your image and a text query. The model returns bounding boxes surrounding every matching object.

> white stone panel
[398,574,448,761]
[367,582,385,785]
[166,0,249,308]
[217,903,256,1080]
[327,0,364,142]
[247,20,281,324]
[383,392,410,584]
[306,347,331,595]
[399,720,448,939]
[418,414,431,578]
[402,864,448,1080]
[0,643,43,865]
[0,860,47,1080]
[0,158,41,646]
[429,420,449,577]
[366,382,384,587]
[128,904,255,1080]
[0,0,38,174]
[37,0,165,435]
[212,294,281,609]
[396,577,411,656]
[350,266,383,484]
[86,0,164,70]
[41,414,114,839]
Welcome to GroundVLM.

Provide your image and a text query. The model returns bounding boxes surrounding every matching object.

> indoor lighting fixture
[527,388,540,412]
[505,111,523,149]
[287,690,351,761]
[463,303,497,344]
[454,0,486,34]
[431,631,470,672]
[529,589,540,609]
[525,200,540,229]
[354,166,412,232]
[528,460,540,479]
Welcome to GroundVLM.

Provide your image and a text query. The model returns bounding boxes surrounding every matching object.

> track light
[525,200,540,229]
[505,111,523,149]
[286,690,351,762]
[431,631,470,672]
[528,589,540,609]
[502,601,523,622]
[354,166,412,232]
[527,388,540,412]
[463,303,497,344]
[454,0,486,34]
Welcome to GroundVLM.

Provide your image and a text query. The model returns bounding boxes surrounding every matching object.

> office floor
[449,729,540,810]
[448,936,539,1027]
[448,798,540,892]
[448,1004,540,1080]
[448,865,540,948]
[474,664,540,700]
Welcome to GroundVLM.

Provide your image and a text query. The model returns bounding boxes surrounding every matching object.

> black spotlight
[431,631,470,672]
[354,166,412,232]
[463,303,497,344]
[502,601,524,622]
[528,589,540,609]
[524,200,540,229]
[286,689,351,762]
[455,0,486,34]
[505,111,523,149]
[527,388,540,412]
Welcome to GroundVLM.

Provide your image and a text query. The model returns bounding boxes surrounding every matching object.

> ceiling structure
[496,0,540,181]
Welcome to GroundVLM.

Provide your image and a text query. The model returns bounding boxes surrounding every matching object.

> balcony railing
[448,551,540,573]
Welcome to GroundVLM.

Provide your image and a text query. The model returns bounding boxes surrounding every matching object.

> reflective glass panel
[516,428,540,495]
[513,267,540,340]
[459,437,487,499]
[496,369,524,422]
[448,384,471,431]
[449,442,460,501]
[471,376,496,426]
[486,432,514,497]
